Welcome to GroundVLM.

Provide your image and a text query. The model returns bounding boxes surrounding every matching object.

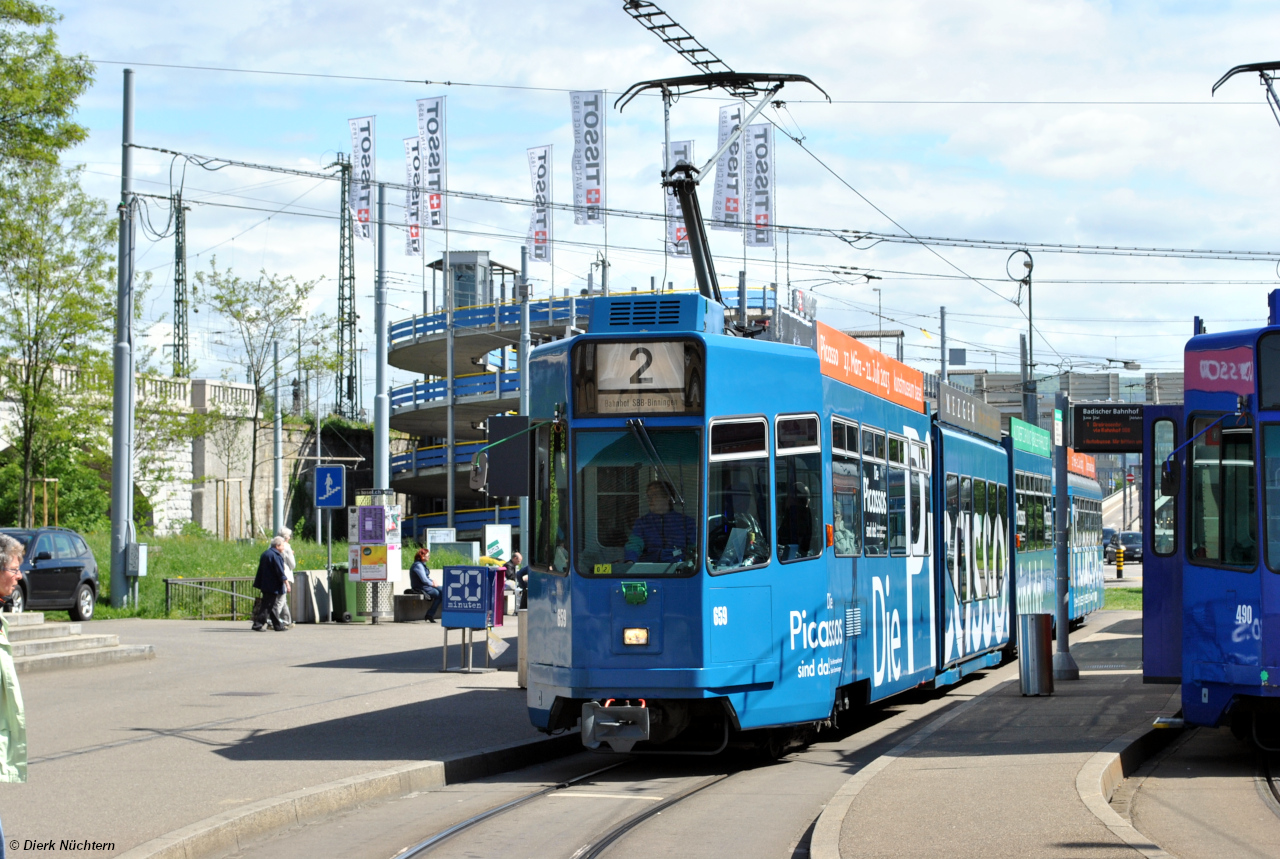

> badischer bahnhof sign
[1072,403,1144,453]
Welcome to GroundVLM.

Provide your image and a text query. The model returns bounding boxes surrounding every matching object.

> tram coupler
[581,700,650,753]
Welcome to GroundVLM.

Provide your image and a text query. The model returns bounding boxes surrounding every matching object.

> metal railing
[391,440,485,474]
[163,577,259,620]
[390,371,521,410]
[387,288,779,348]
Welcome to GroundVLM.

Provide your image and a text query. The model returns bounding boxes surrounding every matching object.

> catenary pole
[1053,391,1080,680]
[939,306,947,386]
[374,183,389,490]
[518,245,531,558]
[272,340,282,535]
[110,69,135,608]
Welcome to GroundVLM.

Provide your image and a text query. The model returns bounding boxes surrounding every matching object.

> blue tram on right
[1144,290,1280,740]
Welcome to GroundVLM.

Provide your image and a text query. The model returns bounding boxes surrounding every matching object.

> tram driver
[624,480,697,564]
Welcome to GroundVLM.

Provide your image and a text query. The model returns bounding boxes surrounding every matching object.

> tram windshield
[573,428,701,576]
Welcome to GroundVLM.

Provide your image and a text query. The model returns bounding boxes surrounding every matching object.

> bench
[393,593,437,622]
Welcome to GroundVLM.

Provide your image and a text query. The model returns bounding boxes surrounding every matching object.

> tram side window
[995,483,1008,593]
[707,419,771,574]
[1152,419,1177,556]
[1264,425,1280,573]
[833,420,861,557]
[530,423,570,574]
[973,479,987,598]
[945,474,959,595]
[888,436,908,557]
[776,416,824,562]
[1190,417,1257,569]
[863,428,888,557]
[960,476,973,601]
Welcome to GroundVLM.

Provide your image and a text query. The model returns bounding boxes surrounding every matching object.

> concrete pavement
[814,610,1184,859]
[2,616,543,858]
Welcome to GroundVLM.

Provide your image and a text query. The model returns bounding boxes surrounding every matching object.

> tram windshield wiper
[626,418,686,507]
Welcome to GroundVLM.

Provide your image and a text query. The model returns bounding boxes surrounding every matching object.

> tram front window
[574,428,701,576]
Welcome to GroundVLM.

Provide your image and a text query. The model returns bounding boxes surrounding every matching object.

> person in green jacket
[0,532,26,859]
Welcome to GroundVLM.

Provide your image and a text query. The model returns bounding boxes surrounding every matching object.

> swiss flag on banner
[357,209,370,223]
[586,189,600,205]
[675,226,688,242]
[725,197,739,213]
[755,213,769,226]
[409,225,420,239]
[534,230,547,245]
[428,194,442,211]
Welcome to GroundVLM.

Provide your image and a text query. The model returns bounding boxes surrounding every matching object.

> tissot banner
[666,139,693,257]
[403,137,422,257]
[348,116,375,242]
[743,122,774,249]
[417,97,446,230]
[527,145,553,264]
[570,90,606,226]
[711,103,744,232]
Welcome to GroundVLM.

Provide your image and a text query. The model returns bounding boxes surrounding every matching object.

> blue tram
[1144,290,1280,739]
[522,291,1104,752]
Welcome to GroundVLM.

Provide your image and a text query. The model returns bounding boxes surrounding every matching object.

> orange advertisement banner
[815,321,925,413]
[1067,447,1097,480]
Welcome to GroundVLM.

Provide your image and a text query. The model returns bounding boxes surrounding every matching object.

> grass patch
[1104,587,1143,611]
[53,535,472,621]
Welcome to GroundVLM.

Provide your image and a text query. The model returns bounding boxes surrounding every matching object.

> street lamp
[1007,249,1034,422]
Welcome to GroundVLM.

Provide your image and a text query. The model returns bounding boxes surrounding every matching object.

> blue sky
[50,0,1280,403]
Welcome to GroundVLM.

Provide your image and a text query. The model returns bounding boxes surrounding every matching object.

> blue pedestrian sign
[314,465,346,509]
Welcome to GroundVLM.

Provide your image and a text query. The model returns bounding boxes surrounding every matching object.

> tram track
[396,754,747,859]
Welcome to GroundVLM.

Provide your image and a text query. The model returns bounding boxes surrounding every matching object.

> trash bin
[330,565,362,623]
[1018,613,1054,696]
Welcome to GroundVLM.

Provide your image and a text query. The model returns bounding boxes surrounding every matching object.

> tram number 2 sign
[594,341,685,413]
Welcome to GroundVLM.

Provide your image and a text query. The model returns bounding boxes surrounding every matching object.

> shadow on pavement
[299,647,519,674]
[214,689,529,762]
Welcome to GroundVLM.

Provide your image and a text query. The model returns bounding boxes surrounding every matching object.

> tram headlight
[623,627,649,646]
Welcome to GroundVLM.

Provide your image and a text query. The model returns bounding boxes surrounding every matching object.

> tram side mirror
[1160,460,1179,497]
[469,450,489,491]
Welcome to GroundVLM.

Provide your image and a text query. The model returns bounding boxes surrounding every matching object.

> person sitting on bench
[407,546,441,623]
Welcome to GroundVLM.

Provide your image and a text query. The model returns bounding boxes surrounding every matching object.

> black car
[1105,531,1143,565]
[0,528,99,620]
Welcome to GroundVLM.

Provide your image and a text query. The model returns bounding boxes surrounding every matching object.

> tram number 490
[1236,604,1254,625]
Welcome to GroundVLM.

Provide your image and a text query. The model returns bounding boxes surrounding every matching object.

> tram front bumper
[581,702,650,753]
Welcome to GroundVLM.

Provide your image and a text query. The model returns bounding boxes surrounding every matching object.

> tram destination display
[1072,403,1144,453]
[937,382,1001,443]
[573,339,704,416]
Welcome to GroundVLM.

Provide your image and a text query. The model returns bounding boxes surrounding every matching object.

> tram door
[1143,404,1182,683]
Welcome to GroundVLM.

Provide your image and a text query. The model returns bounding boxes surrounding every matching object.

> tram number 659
[713,605,728,626]
[1236,604,1254,625]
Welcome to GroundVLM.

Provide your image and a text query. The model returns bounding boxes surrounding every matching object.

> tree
[196,258,319,536]
[0,1,93,166]
[0,163,116,527]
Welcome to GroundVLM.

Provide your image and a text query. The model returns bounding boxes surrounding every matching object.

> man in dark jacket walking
[252,536,288,632]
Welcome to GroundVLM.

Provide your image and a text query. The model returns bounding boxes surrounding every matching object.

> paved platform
[815,610,1183,859]
[1,616,533,858]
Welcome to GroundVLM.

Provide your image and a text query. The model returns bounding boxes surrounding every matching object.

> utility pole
[1020,335,1031,424]
[518,245,531,557]
[335,154,358,419]
[110,68,136,609]
[939,306,948,386]
[272,340,283,535]
[172,193,189,377]
[1053,392,1080,681]
[374,183,389,490]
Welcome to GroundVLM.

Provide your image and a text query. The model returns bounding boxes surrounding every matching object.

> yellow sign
[594,563,612,576]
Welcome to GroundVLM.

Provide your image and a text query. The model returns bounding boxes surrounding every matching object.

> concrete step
[12,634,120,658]
[5,622,82,642]
[15,644,155,674]
[0,612,46,627]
